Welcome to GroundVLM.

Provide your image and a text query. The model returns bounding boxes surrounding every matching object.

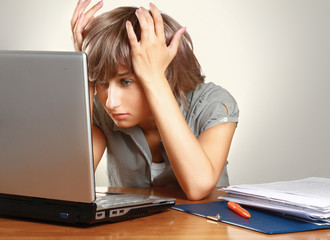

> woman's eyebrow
[117,72,131,77]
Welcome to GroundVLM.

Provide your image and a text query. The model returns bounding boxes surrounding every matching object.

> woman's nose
[106,85,121,110]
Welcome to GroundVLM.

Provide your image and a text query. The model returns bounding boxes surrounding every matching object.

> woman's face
[96,66,153,129]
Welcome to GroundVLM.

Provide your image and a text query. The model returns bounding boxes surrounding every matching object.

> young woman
[71,0,239,200]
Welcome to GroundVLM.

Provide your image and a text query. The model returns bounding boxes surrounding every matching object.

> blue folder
[173,202,330,234]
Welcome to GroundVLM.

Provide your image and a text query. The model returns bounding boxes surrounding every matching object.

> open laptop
[0,50,175,224]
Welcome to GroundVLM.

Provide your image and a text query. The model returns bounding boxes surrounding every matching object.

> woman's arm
[141,73,236,200]
[127,4,237,200]
[72,0,106,170]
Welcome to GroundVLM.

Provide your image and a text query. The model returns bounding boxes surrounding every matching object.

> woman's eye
[120,79,132,87]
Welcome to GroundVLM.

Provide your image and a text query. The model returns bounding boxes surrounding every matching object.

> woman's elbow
[186,192,205,201]
[184,181,216,201]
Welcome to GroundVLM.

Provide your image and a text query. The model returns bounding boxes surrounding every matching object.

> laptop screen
[0,51,95,203]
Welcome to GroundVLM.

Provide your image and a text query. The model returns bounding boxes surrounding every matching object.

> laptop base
[0,193,174,225]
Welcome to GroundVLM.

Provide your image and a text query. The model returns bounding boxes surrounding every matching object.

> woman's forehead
[116,65,133,76]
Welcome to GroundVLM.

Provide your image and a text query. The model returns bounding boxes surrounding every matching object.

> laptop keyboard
[95,193,149,210]
[92,192,174,220]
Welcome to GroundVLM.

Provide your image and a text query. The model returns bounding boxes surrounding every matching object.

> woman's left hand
[126,3,186,85]
[71,0,103,51]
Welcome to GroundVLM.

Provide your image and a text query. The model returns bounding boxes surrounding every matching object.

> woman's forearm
[142,76,222,200]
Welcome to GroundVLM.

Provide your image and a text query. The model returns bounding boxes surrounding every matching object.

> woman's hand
[71,0,103,51]
[126,3,186,84]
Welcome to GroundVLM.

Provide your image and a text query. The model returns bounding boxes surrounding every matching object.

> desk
[0,187,329,240]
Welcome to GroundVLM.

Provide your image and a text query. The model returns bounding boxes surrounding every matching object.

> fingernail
[135,8,141,16]
[98,0,103,6]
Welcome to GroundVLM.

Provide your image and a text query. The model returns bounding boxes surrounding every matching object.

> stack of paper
[219,177,330,225]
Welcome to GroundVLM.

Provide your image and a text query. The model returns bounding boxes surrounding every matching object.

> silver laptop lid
[0,51,95,203]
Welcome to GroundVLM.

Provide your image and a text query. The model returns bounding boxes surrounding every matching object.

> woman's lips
[111,113,130,120]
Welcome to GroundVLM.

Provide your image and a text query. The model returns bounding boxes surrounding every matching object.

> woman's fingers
[135,8,151,42]
[139,6,154,26]
[71,0,91,30]
[129,3,186,62]
[71,0,103,51]
[71,0,83,31]
[126,20,139,49]
[149,3,165,40]
[78,0,92,18]
[168,27,186,58]
[81,1,103,27]
[73,14,85,51]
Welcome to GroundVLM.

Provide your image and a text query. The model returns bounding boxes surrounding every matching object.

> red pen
[227,201,251,219]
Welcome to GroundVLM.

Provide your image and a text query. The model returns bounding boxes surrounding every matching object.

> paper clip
[206,213,221,221]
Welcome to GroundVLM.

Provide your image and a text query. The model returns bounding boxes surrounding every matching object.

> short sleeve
[187,82,239,135]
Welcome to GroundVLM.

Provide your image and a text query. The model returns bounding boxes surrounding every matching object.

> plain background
[1,0,329,186]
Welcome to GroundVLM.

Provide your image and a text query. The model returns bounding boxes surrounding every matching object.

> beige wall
[1,0,329,186]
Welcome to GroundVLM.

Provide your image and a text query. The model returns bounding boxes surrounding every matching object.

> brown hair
[82,6,205,105]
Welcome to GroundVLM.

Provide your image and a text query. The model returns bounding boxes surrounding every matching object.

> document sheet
[219,177,330,225]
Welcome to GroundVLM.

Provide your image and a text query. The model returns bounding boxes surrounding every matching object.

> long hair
[82,6,205,105]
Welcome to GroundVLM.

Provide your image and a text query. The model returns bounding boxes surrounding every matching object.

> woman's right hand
[71,0,103,51]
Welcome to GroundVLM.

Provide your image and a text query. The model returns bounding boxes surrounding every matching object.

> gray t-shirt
[93,82,239,187]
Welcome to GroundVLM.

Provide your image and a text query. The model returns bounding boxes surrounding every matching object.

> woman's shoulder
[184,82,239,133]
[189,82,237,106]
